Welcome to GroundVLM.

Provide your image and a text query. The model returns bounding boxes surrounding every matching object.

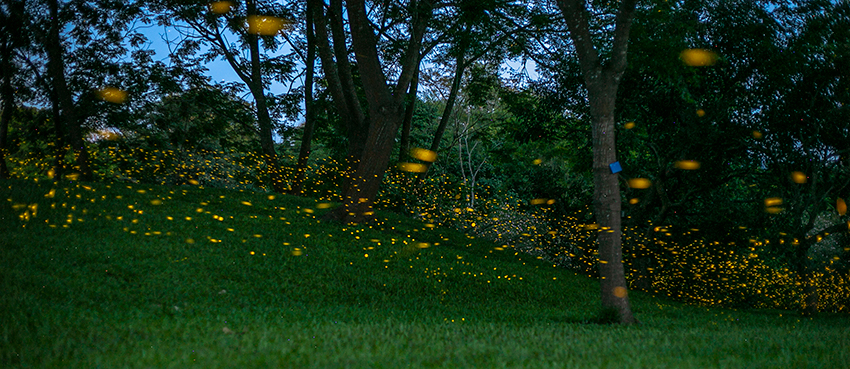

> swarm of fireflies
[98,87,127,104]
[680,49,718,66]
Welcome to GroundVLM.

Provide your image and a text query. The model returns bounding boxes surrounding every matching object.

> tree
[416,0,527,181]
[290,0,317,195]
[44,0,94,181]
[311,0,433,223]
[554,0,639,324]
[749,0,850,314]
[153,0,299,193]
[0,0,27,179]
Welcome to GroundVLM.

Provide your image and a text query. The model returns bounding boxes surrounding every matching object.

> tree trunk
[398,63,420,162]
[416,54,465,183]
[314,0,433,223]
[47,0,91,181]
[587,79,636,324]
[290,0,318,196]
[557,0,638,324]
[0,37,12,179]
[800,266,819,315]
[326,110,403,223]
[246,0,287,193]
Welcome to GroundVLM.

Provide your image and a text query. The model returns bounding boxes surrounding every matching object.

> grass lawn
[2,179,848,368]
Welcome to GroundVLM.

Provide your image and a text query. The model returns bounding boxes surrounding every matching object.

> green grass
[1,179,848,368]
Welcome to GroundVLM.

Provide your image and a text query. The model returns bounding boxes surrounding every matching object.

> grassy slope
[1,179,848,368]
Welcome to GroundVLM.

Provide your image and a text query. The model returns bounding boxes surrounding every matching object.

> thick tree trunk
[587,80,636,324]
[326,110,403,223]
[314,0,432,223]
[290,0,318,196]
[47,0,91,181]
[557,0,638,324]
[246,0,287,193]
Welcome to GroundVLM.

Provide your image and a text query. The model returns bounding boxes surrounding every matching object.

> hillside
[2,179,848,368]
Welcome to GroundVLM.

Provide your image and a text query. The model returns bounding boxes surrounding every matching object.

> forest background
[1,0,849,323]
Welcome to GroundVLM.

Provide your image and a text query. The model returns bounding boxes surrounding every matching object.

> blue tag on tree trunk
[609,161,622,173]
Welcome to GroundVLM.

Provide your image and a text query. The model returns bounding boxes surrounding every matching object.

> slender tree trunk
[800,266,819,315]
[48,76,65,182]
[0,38,12,179]
[291,0,318,195]
[47,0,91,181]
[398,62,420,162]
[794,237,819,315]
[416,54,465,183]
[246,0,287,193]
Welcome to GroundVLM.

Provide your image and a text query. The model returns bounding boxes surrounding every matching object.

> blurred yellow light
[837,198,847,216]
[613,286,627,298]
[292,248,303,256]
[752,130,763,139]
[674,160,701,170]
[247,15,288,36]
[209,1,233,14]
[410,148,437,162]
[397,162,427,173]
[764,198,783,207]
[531,198,547,205]
[150,199,162,205]
[316,203,333,209]
[765,207,784,214]
[533,159,543,165]
[98,87,127,104]
[624,122,636,129]
[629,198,639,204]
[696,109,706,117]
[791,171,807,184]
[628,178,652,189]
[188,179,199,185]
[680,49,718,66]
